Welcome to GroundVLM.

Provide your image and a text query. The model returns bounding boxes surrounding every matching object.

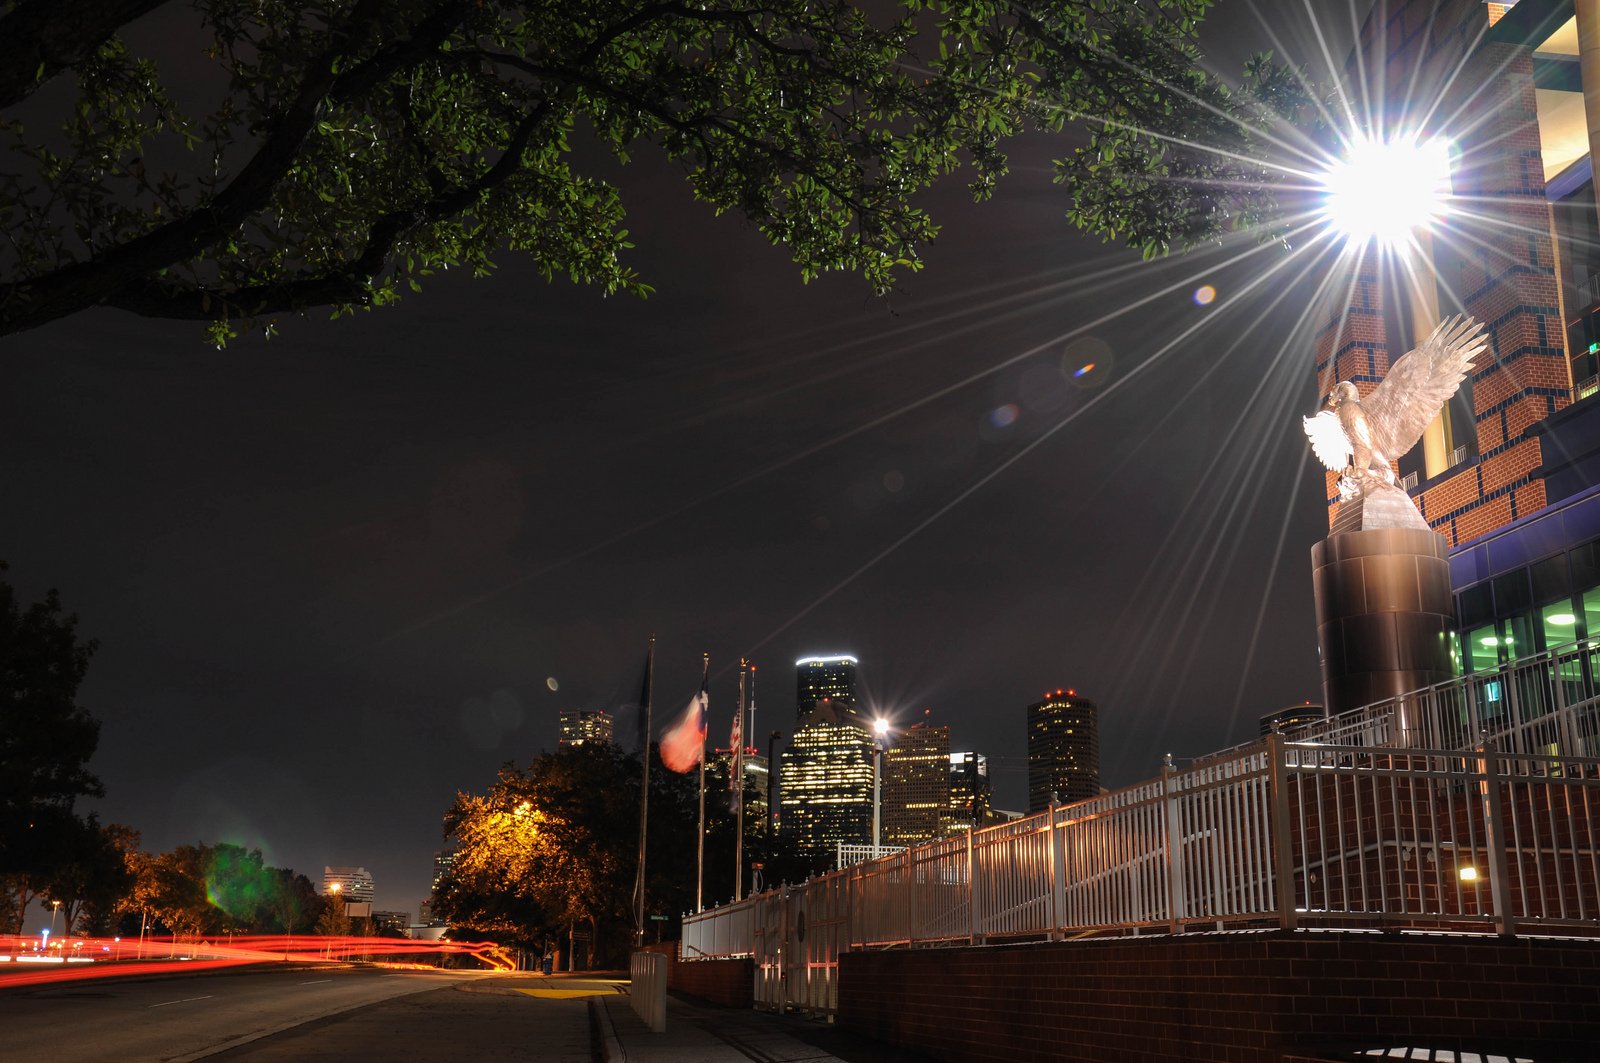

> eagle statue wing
[1363,315,1489,458]
[1302,410,1351,471]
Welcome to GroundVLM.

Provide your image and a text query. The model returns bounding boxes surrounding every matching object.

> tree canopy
[434,742,769,964]
[0,560,107,930]
[0,0,1306,345]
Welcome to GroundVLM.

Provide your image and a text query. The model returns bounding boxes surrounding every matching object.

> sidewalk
[200,969,933,1062]
[600,988,935,1063]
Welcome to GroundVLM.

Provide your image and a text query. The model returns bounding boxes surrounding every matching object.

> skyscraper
[779,699,873,857]
[557,708,614,747]
[1026,689,1100,812]
[795,654,860,718]
[946,751,992,834]
[882,722,950,846]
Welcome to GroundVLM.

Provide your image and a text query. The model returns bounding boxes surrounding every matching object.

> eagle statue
[1303,314,1488,527]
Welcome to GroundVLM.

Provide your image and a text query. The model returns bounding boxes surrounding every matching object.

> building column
[1578,0,1600,229]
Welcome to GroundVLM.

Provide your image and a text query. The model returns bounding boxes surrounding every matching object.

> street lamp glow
[873,717,889,738]
[1320,135,1452,246]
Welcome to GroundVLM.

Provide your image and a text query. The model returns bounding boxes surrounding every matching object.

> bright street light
[871,718,889,851]
[1319,135,1452,247]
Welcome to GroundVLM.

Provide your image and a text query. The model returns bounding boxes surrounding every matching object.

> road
[0,964,493,1062]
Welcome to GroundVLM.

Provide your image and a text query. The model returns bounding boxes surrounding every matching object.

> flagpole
[696,651,708,915]
[633,635,654,947]
[734,659,747,902]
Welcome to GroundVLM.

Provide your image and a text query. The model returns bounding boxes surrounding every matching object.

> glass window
[1531,554,1571,602]
[1571,541,1599,592]
[1541,598,1581,652]
[1504,613,1533,661]
[1494,570,1531,615]
[1468,624,1500,672]
[1583,586,1600,647]
[1459,582,1494,627]
[1448,631,1464,677]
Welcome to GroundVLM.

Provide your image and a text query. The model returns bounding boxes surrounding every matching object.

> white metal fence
[680,644,1600,1015]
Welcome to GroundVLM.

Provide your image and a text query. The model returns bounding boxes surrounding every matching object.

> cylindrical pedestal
[1311,527,1455,718]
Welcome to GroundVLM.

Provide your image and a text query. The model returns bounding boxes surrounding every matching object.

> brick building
[1315,0,1600,676]
[1313,0,1595,546]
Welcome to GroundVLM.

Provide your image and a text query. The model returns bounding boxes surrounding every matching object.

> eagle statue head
[1324,381,1360,410]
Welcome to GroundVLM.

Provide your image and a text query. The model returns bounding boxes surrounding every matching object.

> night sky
[2,5,1355,911]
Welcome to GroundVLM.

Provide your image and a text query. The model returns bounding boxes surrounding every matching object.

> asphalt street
[0,964,493,1062]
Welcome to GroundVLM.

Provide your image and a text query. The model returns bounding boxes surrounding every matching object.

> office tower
[947,751,992,834]
[1026,689,1100,812]
[322,865,375,903]
[431,851,455,891]
[795,654,860,718]
[881,722,950,846]
[557,708,614,747]
[779,699,873,857]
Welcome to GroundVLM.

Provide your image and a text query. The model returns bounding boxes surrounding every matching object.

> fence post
[905,846,917,945]
[1050,806,1066,940]
[966,826,977,945]
[1163,754,1184,934]
[1477,733,1515,937]
[1265,733,1298,931]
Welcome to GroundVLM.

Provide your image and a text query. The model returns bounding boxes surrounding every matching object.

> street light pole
[872,718,889,852]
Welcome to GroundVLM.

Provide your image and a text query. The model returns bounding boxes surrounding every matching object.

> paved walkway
[203,970,933,1063]
[599,986,934,1063]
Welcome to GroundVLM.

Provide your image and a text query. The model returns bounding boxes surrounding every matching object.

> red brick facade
[641,944,754,1008]
[1315,0,1573,546]
[838,932,1600,1063]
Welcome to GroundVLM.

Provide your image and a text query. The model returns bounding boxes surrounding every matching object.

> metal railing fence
[680,644,1600,1015]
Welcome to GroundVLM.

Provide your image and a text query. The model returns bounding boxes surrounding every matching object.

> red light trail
[0,933,512,989]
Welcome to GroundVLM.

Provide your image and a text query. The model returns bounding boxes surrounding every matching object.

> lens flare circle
[1061,336,1113,390]
[1320,136,1452,246]
[1192,284,1216,306]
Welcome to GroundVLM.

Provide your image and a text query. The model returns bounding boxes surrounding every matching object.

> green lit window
[1540,598,1581,652]
[1468,624,1499,672]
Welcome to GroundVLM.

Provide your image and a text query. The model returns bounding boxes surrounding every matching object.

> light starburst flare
[1317,135,1454,248]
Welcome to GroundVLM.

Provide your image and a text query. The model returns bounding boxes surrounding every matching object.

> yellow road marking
[515,988,608,999]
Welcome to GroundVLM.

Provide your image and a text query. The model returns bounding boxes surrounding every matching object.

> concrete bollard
[629,950,666,1033]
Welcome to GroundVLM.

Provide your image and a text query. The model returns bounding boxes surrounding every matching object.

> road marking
[515,988,608,999]
[149,995,213,1008]
[298,979,332,985]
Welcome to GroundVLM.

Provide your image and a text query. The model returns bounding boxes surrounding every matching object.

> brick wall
[1311,0,1570,547]
[838,932,1600,1063]
[644,944,755,1008]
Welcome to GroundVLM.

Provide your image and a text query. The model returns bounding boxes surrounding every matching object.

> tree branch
[0,0,171,111]
[0,0,472,338]
[104,101,554,322]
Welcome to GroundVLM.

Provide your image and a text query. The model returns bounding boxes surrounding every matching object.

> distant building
[323,866,375,903]
[709,747,769,825]
[882,722,950,847]
[780,700,873,857]
[743,753,770,826]
[431,851,455,892]
[372,910,410,935]
[1259,703,1326,736]
[946,751,992,835]
[1026,689,1100,812]
[558,708,614,747]
[795,654,861,719]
